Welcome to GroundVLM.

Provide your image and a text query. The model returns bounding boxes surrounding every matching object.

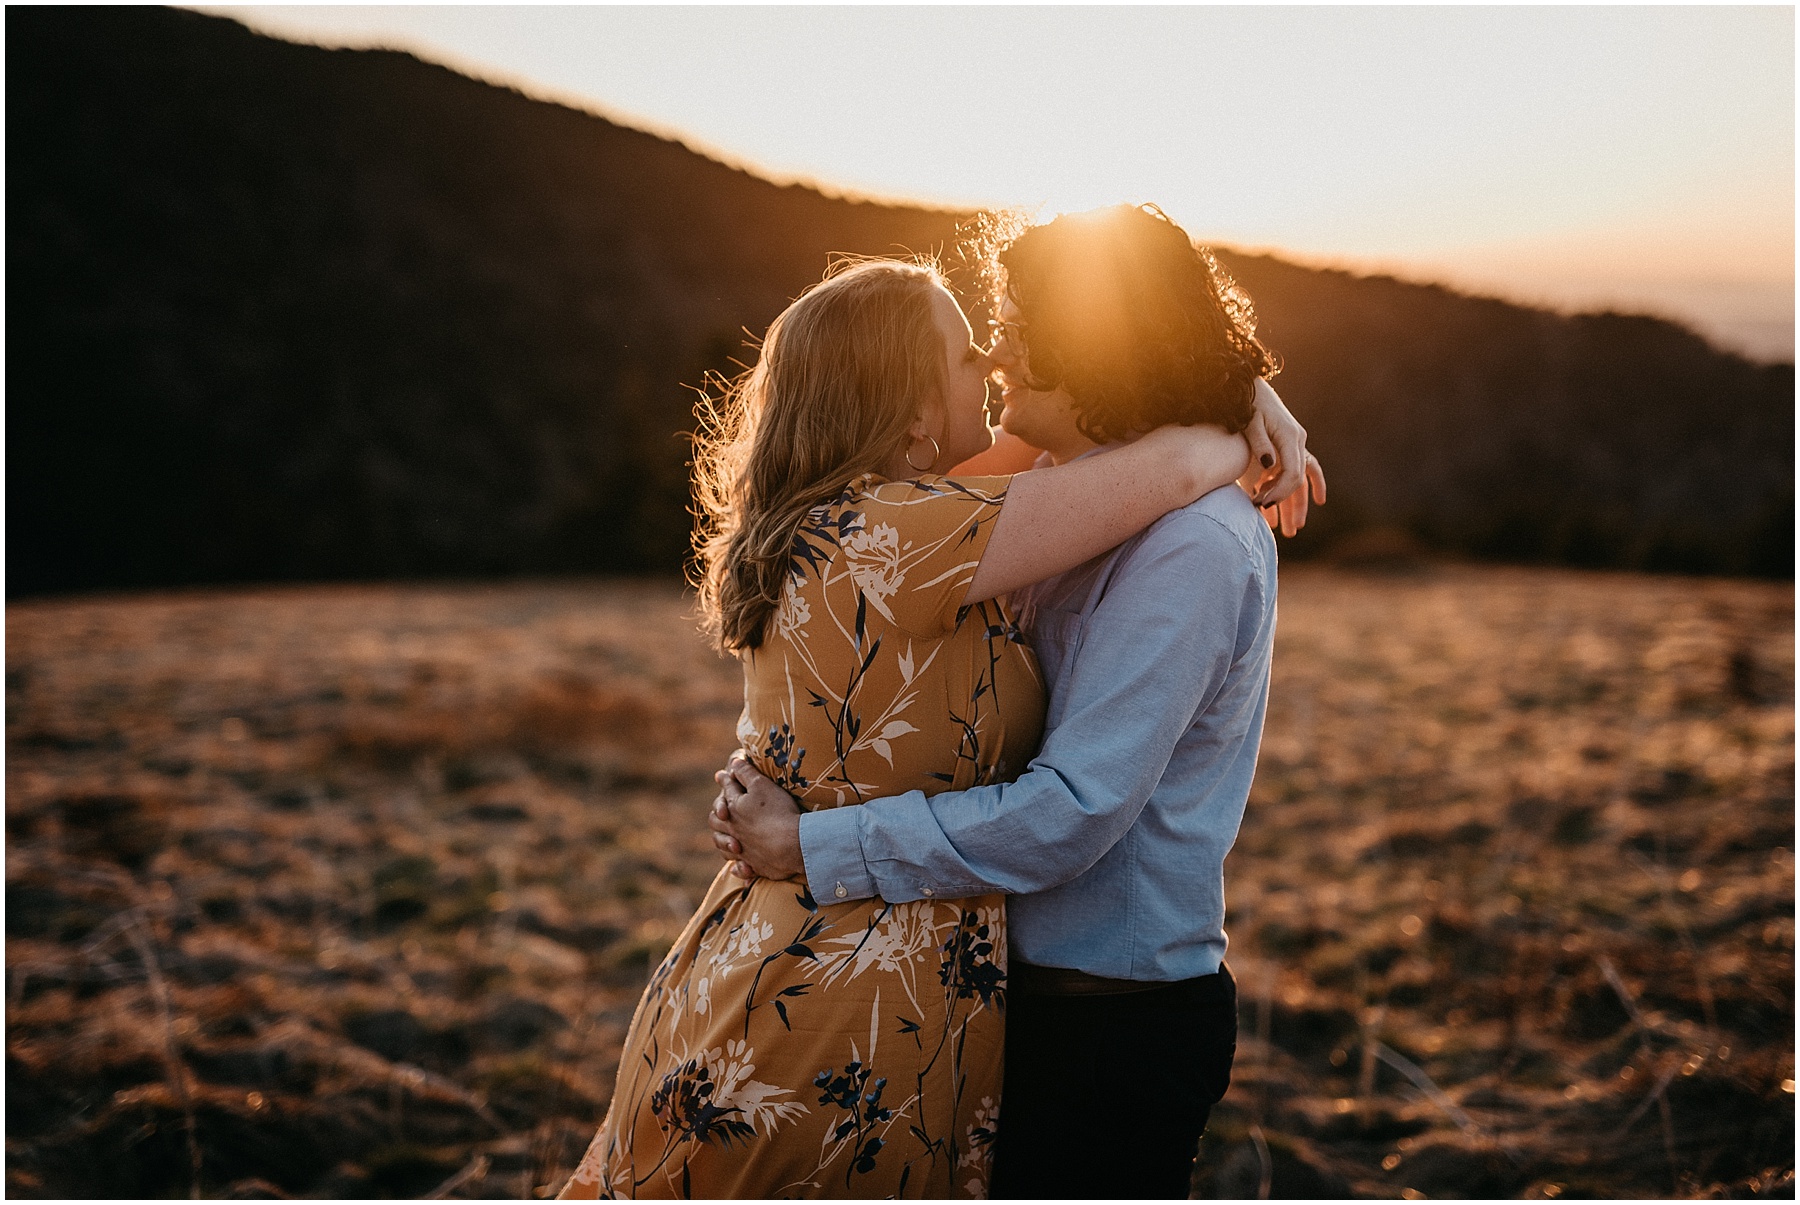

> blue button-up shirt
[799,478,1277,982]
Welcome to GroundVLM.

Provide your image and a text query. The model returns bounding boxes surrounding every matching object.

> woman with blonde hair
[560,255,1301,1199]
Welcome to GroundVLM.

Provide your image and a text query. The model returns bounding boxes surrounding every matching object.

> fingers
[717,763,748,808]
[1268,454,1325,538]
[1279,461,1317,536]
[712,781,743,825]
[714,751,749,788]
[715,755,758,879]
[721,759,805,822]
[726,755,767,790]
[729,755,787,793]
[1248,380,1306,506]
[745,774,795,806]
[1280,474,1308,537]
[1243,413,1277,478]
[1259,422,1305,506]
[707,807,743,863]
[713,770,744,810]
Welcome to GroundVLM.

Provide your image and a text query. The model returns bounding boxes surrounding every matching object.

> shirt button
[921,886,935,897]
[834,883,847,899]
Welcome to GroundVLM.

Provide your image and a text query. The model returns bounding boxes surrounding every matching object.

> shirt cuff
[799,807,878,904]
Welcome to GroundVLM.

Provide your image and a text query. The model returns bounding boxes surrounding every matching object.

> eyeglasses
[986,319,1028,358]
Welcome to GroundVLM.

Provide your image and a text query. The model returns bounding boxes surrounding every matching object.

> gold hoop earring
[905,434,941,474]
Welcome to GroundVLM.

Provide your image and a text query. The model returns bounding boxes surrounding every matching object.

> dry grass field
[6,566,1792,1199]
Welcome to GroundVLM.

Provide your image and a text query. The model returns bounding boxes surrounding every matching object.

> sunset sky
[205,5,1793,361]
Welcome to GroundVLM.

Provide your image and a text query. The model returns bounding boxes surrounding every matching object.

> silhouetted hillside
[1220,255,1793,576]
[8,6,1791,596]
[7,6,964,596]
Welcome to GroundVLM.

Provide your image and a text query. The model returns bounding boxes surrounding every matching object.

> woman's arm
[965,422,1248,604]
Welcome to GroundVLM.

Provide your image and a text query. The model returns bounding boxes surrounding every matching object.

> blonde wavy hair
[692,257,949,653]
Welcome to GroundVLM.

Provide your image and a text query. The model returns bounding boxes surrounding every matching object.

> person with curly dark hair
[712,204,1324,1198]
[997,204,1273,437]
[959,204,1316,536]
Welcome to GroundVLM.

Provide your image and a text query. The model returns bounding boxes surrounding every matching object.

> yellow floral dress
[561,473,1044,1200]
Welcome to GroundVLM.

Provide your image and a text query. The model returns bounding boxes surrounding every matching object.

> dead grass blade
[1595,954,1653,1039]
[1358,1003,1386,1101]
[1373,1041,1482,1140]
[1597,953,1682,1183]
[1248,1123,1274,1200]
[124,913,204,1199]
[425,1154,491,1199]
[1628,849,1720,1035]
[220,1178,294,1199]
[1612,1060,1681,1141]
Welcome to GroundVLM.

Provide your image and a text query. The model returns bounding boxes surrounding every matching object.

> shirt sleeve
[799,508,1265,903]
[838,475,1011,636]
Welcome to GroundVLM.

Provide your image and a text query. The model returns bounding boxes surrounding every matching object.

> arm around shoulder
[965,424,1248,604]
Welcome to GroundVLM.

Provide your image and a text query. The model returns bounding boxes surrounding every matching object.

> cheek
[960,377,989,424]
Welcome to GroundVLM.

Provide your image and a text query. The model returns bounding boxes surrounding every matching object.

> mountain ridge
[7,5,1790,596]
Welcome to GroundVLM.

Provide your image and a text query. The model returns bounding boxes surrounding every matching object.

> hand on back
[709,755,807,883]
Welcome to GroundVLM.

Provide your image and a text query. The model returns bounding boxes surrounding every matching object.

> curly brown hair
[972,204,1277,444]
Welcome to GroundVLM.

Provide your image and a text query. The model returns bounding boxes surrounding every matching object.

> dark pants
[988,965,1237,1200]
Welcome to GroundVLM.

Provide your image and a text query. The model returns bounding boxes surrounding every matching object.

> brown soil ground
[6,567,1793,1199]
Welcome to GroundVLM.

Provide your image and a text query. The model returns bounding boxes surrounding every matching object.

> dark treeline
[8,6,963,596]
[8,7,1791,597]
[1225,255,1793,575]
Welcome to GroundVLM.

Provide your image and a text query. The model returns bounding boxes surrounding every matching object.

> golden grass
[5,568,1792,1198]
[1206,567,1793,1198]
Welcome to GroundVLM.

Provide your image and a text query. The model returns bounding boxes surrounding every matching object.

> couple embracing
[560,204,1326,1200]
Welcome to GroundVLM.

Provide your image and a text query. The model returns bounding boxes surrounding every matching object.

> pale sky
[205,5,1795,361]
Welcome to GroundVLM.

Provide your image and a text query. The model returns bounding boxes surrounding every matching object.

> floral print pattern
[560,474,1044,1199]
